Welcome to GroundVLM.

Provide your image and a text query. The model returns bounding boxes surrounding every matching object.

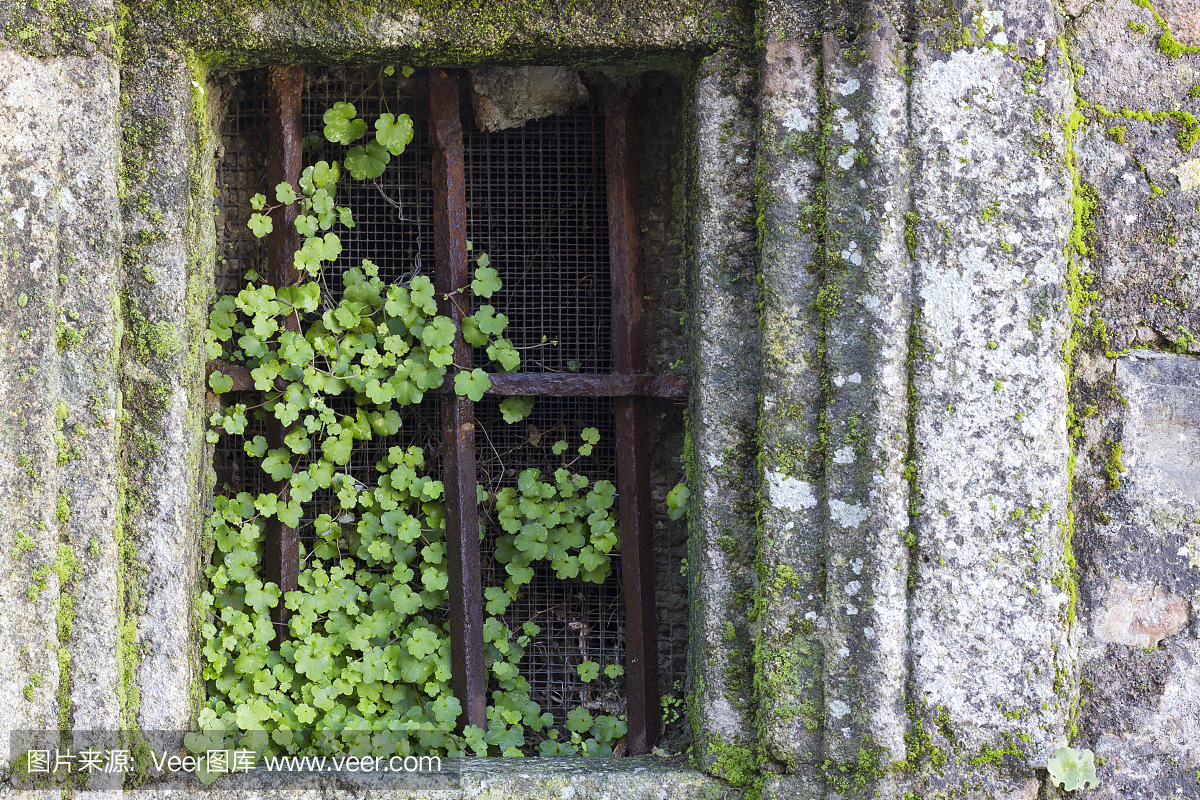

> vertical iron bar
[264,65,304,644]
[603,80,661,754]
[430,69,488,732]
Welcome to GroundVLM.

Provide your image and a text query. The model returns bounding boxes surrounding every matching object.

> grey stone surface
[1075,352,1200,799]
[119,50,212,735]
[469,67,589,132]
[685,48,761,775]
[907,0,1076,791]
[1115,352,1200,513]
[755,27,824,772]
[817,11,912,781]
[5,0,1200,796]
[38,757,725,799]
[1073,0,1200,355]
[0,46,122,759]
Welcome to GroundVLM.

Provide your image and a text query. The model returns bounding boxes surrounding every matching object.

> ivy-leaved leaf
[666,483,691,521]
[323,102,367,144]
[248,213,273,238]
[209,371,233,394]
[471,266,501,298]
[454,368,490,402]
[1047,747,1098,792]
[274,182,297,205]
[499,396,534,424]
[375,113,414,156]
[344,140,390,180]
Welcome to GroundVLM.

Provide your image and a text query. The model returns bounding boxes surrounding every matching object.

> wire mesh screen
[208,68,695,747]
[211,66,444,575]
[463,102,612,374]
[214,70,268,295]
[476,396,626,730]
[302,67,434,298]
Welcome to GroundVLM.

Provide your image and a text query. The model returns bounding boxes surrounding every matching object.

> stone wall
[0,0,1197,797]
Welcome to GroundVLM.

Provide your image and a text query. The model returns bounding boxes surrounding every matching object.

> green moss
[11,529,36,559]
[56,645,71,730]
[56,494,71,523]
[1126,0,1200,58]
[904,211,919,260]
[814,281,842,322]
[1105,441,1125,490]
[125,305,181,363]
[969,732,1025,769]
[23,673,42,703]
[55,402,82,466]
[821,737,887,793]
[1170,326,1196,352]
[1,0,119,58]
[706,736,763,799]
[901,697,947,776]
[1107,125,1127,144]
[27,564,51,603]
[56,321,83,350]
[1157,30,1199,59]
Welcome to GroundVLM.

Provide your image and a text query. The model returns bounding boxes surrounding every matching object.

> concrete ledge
[135,757,728,799]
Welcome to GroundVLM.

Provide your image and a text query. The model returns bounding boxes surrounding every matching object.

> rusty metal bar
[430,69,488,733]
[603,79,660,754]
[437,372,688,398]
[263,65,305,644]
[210,363,688,399]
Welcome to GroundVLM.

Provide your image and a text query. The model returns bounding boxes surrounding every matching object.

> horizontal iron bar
[207,362,689,399]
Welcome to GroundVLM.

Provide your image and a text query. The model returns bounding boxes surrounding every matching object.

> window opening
[208,65,686,757]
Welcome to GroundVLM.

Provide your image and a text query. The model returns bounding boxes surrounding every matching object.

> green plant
[199,85,626,767]
[1047,746,1098,791]
[666,482,690,521]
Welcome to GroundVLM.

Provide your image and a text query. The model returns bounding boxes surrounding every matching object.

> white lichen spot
[837,77,861,96]
[12,205,27,229]
[828,699,851,719]
[847,373,861,384]
[841,119,859,143]
[766,472,818,511]
[851,558,863,575]
[833,446,856,465]
[29,258,42,273]
[1169,159,1200,191]
[833,374,846,388]
[845,580,861,596]
[838,149,857,170]
[782,107,812,132]
[31,174,48,200]
[830,499,869,529]
[864,626,875,640]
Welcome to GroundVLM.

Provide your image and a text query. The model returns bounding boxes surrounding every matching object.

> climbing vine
[197,84,628,773]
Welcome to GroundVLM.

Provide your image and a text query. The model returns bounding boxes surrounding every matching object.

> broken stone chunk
[468,67,589,132]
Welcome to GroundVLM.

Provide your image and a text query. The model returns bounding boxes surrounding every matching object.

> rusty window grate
[210,66,686,754]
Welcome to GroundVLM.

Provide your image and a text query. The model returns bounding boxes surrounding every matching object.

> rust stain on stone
[1094,578,1190,648]
[1159,0,1200,46]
